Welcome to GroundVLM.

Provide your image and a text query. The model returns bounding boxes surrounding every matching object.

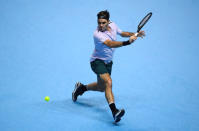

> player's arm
[120,32,135,37]
[120,31,145,38]
[103,35,137,48]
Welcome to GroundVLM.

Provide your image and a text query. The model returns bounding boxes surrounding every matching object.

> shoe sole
[115,109,125,123]
[72,91,76,102]
[72,83,80,102]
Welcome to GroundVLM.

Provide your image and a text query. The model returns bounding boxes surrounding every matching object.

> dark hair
[97,10,110,20]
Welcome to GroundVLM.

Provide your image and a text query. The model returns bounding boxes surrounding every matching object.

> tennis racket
[135,12,152,36]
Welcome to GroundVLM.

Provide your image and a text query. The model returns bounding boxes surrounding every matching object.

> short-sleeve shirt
[90,22,122,64]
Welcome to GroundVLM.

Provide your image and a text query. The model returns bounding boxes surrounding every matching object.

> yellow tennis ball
[45,96,50,102]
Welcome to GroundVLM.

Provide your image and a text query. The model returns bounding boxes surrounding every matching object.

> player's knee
[105,79,112,88]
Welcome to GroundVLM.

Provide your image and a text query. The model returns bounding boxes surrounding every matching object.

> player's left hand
[137,31,145,38]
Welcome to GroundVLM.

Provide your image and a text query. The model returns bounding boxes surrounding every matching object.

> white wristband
[135,33,138,37]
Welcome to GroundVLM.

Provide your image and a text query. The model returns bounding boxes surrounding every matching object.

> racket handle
[135,33,138,37]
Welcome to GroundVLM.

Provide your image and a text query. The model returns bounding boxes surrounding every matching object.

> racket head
[137,12,152,32]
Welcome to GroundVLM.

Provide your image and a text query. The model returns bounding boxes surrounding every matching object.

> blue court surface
[1,0,199,131]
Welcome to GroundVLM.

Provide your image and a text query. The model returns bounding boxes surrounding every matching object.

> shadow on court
[37,97,123,125]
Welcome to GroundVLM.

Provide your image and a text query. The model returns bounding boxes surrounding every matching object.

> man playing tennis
[72,10,145,123]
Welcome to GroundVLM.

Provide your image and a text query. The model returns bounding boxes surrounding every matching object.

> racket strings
[137,12,152,32]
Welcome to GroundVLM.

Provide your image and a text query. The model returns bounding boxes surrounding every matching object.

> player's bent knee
[99,74,112,88]
[105,79,112,87]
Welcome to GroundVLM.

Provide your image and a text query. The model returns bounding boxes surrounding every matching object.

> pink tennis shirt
[90,22,122,64]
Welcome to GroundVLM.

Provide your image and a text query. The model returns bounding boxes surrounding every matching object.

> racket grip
[135,33,138,37]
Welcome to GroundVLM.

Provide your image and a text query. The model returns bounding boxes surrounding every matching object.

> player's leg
[86,76,105,92]
[78,59,108,92]
[72,76,106,102]
[72,72,114,105]
[72,74,105,102]
[99,73,114,103]
[99,73,125,123]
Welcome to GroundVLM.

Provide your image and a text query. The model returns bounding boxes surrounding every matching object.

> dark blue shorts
[90,59,113,76]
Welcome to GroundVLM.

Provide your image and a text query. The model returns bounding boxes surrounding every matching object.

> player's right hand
[129,35,137,43]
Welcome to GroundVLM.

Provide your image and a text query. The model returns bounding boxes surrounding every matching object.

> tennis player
[72,10,145,123]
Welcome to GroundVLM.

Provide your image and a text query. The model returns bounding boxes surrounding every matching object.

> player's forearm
[105,40,124,48]
[121,32,135,37]
[104,40,133,48]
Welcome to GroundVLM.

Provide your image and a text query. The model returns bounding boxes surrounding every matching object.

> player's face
[98,19,109,31]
